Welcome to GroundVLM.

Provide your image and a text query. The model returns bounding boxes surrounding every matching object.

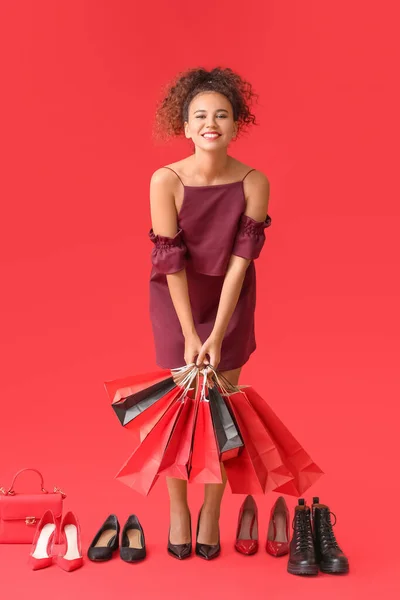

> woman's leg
[167,477,191,544]
[196,366,242,545]
[167,369,198,544]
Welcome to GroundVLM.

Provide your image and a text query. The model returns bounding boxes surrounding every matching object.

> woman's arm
[212,171,270,341]
[196,171,270,368]
[150,169,202,365]
[210,255,250,343]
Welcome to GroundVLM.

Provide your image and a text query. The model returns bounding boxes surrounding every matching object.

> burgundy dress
[148,167,272,371]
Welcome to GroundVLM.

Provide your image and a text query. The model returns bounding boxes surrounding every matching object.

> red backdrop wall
[1,1,398,598]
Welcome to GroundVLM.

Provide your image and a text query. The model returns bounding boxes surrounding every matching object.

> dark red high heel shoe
[266,496,290,556]
[234,495,258,555]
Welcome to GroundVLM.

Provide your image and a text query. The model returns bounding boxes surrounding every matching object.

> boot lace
[292,510,314,553]
[319,510,339,551]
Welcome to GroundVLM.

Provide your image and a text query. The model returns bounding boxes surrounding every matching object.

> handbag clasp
[25,517,36,525]
[53,486,66,499]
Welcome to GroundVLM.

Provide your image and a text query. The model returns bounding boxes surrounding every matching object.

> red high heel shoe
[266,496,290,556]
[234,495,258,555]
[28,510,57,570]
[56,511,83,571]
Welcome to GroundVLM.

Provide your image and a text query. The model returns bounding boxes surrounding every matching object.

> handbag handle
[0,468,66,498]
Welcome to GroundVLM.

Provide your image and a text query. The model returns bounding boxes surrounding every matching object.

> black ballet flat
[120,515,146,563]
[167,513,192,560]
[195,506,221,561]
[87,514,120,562]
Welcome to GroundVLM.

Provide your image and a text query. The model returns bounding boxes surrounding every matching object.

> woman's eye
[196,115,227,119]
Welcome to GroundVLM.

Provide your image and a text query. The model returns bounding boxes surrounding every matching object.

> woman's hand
[196,334,222,371]
[184,330,203,366]
[171,331,203,385]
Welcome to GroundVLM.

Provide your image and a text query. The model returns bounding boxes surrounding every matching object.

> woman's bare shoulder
[150,164,182,190]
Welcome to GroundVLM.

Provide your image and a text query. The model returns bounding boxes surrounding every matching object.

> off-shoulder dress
[148,167,272,371]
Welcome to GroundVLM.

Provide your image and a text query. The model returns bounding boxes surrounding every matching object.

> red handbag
[0,468,66,544]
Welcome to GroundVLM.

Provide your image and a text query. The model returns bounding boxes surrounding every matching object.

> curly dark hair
[152,66,259,144]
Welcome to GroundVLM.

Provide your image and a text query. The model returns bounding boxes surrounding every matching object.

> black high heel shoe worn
[87,514,120,562]
[167,513,192,560]
[120,515,146,563]
[195,506,221,560]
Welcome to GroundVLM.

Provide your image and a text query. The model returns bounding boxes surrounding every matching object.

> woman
[149,67,271,559]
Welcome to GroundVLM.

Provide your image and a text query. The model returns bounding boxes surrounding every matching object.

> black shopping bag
[208,385,244,461]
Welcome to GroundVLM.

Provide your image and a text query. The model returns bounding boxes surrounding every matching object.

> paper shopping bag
[115,400,184,496]
[223,393,270,493]
[225,390,292,492]
[106,372,176,427]
[208,385,244,461]
[104,369,172,403]
[157,395,196,480]
[242,386,324,495]
[223,445,266,495]
[189,376,222,484]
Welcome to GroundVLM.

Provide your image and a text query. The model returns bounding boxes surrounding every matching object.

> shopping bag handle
[172,364,199,400]
[0,468,66,498]
[205,365,241,394]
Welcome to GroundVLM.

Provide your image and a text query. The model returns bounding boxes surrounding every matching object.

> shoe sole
[287,561,319,576]
[120,556,146,563]
[167,549,192,560]
[320,561,349,574]
[235,546,258,556]
[195,550,221,560]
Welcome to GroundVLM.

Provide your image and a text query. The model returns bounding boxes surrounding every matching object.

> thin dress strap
[242,168,256,181]
[162,166,185,187]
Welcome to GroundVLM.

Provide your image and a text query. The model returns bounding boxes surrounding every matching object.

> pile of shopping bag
[104,364,323,496]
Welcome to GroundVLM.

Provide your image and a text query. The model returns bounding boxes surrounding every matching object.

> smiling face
[184,91,238,149]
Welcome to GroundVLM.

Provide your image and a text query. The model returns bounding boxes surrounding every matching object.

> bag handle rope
[0,468,66,498]
[170,363,245,399]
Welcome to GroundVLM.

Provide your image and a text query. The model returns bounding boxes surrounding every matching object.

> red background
[0,1,398,598]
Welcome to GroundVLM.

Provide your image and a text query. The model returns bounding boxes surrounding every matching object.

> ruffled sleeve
[148,228,187,274]
[232,213,272,260]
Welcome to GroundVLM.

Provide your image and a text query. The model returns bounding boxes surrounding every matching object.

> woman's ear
[184,121,190,139]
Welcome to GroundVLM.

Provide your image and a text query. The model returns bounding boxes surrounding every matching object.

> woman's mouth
[202,133,221,140]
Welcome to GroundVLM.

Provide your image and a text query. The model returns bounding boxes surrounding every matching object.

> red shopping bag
[115,399,184,496]
[105,370,176,433]
[157,395,196,480]
[223,394,269,493]
[189,375,222,484]
[243,386,324,495]
[105,369,172,403]
[225,390,293,492]
[133,387,183,442]
[224,445,265,495]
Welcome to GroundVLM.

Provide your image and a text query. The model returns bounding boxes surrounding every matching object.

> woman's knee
[218,367,242,386]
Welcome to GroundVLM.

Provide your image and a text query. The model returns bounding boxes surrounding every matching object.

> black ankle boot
[287,499,318,576]
[311,497,349,574]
